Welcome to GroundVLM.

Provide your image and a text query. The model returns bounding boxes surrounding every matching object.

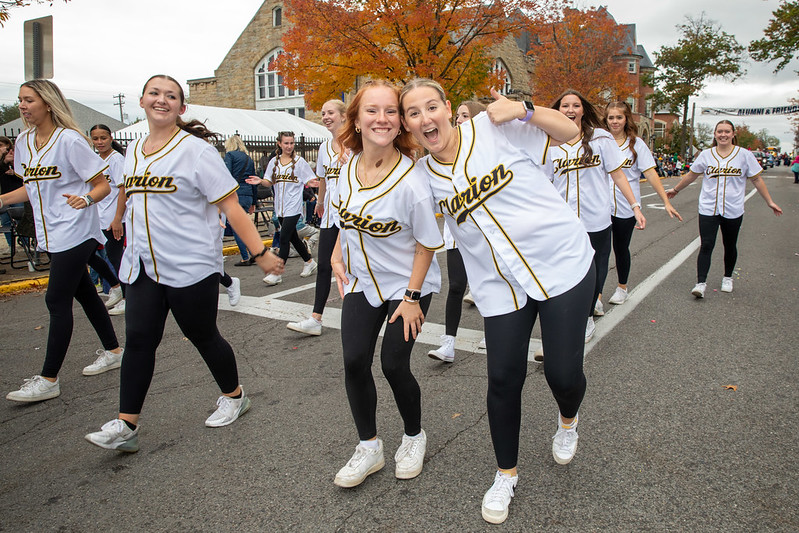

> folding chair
[0,204,49,271]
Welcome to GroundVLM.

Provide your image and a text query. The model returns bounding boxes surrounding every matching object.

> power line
[113,94,125,124]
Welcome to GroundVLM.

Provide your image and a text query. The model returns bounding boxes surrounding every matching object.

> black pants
[41,239,119,378]
[340,291,432,440]
[220,271,232,288]
[697,214,743,283]
[119,270,239,415]
[277,214,312,263]
[87,247,120,288]
[588,227,612,314]
[611,216,637,285]
[445,248,468,336]
[102,227,126,296]
[483,263,594,469]
[312,226,339,315]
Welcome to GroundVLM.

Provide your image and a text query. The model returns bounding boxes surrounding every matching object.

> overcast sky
[0,0,795,149]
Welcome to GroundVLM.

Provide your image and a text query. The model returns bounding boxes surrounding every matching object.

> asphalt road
[1,167,797,532]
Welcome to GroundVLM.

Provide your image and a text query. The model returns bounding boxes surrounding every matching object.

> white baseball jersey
[14,127,107,253]
[419,113,594,317]
[610,136,656,219]
[315,139,345,228]
[118,130,238,288]
[689,146,761,219]
[546,128,625,232]
[337,151,442,307]
[97,150,125,229]
[264,155,316,217]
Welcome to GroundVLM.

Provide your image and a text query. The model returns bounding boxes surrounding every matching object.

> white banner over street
[701,106,799,116]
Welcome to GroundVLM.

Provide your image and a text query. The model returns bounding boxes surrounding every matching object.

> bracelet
[630,202,641,210]
[251,245,269,259]
[402,297,420,304]
[79,195,91,207]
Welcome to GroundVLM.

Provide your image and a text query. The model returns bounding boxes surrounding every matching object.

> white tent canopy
[114,104,331,140]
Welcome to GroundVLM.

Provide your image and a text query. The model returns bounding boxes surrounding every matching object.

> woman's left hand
[389,300,424,341]
[634,208,646,230]
[63,193,89,210]
[110,218,124,240]
[769,202,783,216]
[486,87,525,125]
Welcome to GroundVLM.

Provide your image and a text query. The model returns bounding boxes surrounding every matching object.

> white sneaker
[6,375,60,402]
[108,300,126,316]
[427,335,455,363]
[334,439,385,488]
[85,419,139,452]
[300,259,318,278]
[721,277,733,293]
[593,299,604,316]
[263,273,283,286]
[82,348,124,376]
[205,388,251,427]
[552,413,579,465]
[105,286,123,309]
[691,282,707,298]
[287,316,322,336]
[478,337,487,350]
[608,286,628,305]
[394,430,426,479]
[226,277,241,306]
[462,291,475,305]
[481,471,518,524]
[585,317,595,344]
[533,346,544,363]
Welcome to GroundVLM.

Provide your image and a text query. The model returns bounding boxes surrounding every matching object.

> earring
[355,126,361,134]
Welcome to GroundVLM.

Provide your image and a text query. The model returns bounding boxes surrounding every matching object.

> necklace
[358,150,398,187]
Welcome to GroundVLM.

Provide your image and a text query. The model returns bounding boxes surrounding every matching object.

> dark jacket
[224,150,258,199]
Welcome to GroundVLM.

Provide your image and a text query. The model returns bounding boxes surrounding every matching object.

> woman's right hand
[245,176,262,186]
[332,261,348,298]
[665,188,678,199]
[486,88,525,125]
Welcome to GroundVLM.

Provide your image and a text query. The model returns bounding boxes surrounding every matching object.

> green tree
[0,103,19,124]
[735,124,763,150]
[652,14,745,160]
[749,0,799,73]
[694,122,712,150]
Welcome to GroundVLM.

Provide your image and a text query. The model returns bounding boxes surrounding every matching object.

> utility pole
[113,94,125,123]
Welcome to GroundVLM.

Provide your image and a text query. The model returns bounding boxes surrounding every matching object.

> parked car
[751,151,772,169]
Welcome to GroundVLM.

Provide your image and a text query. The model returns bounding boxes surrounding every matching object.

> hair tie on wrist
[252,245,269,259]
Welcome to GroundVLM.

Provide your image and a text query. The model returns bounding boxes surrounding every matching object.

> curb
[0,238,274,296]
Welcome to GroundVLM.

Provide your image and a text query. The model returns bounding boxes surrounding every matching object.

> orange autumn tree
[527,7,635,105]
[277,0,567,109]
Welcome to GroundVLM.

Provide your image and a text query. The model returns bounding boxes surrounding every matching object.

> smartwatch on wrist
[630,202,641,210]
[404,289,421,301]
[518,101,535,123]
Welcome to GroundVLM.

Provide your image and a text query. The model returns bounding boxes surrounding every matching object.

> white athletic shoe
[263,273,282,286]
[462,291,475,305]
[108,300,126,316]
[6,375,60,402]
[287,316,322,336]
[585,317,595,344]
[394,430,426,479]
[205,388,251,427]
[82,348,124,376]
[300,259,318,278]
[552,413,579,465]
[334,439,385,488]
[105,286,123,309]
[478,337,487,350]
[593,299,605,316]
[226,277,241,306]
[85,419,139,452]
[691,282,707,298]
[427,335,455,363]
[721,277,733,293]
[481,470,518,524]
[608,286,628,305]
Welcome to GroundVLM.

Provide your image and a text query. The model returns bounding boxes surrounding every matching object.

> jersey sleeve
[108,153,125,187]
[407,167,444,251]
[634,138,656,173]
[296,158,317,184]
[316,142,327,178]
[595,133,625,173]
[498,119,550,166]
[689,150,709,174]
[64,133,108,183]
[263,157,277,184]
[194,143,239,204]
[742,149,763,178]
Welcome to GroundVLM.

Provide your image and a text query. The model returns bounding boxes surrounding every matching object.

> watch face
[524,100,535,111]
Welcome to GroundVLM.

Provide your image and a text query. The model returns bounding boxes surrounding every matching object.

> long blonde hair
[225,134,247,153]
[21,79,88,142]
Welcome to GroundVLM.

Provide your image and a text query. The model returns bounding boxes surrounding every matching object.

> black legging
[277,214,312,263]
[483,263,594,469]
[87,248,120,288]
[444,248,468,336]
[340,291,432,440]
[41,239,120,378]
[697,214,743,283]
[119,270,239,415]
[102,227,126,296]
[220,271,232,288]
[312,226,339,314]
[588,227,612,315]
[611,216,637,285]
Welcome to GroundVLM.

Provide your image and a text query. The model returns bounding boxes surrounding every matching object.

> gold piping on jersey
[30,126,59,153]
[35,181,48,249]
[467,210,520,310]
[141,128,181,158]
[210,186,239,205]
[355,150,402,191]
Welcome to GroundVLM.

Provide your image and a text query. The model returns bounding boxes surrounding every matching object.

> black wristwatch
[404,289,421,301]
[519,101,535,123]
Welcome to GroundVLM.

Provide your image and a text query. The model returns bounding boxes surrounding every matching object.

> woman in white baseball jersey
[85,75,284,452]
[548,90,645,342]
[428,100,487,362]
[330,81,442,489]
[286,99,348,336]
[400,79,593,525]
[667,120,781,297]
[603,102,682,306]
[88,124,127,317]
[3,80,123,403]
[247,132,318,285]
